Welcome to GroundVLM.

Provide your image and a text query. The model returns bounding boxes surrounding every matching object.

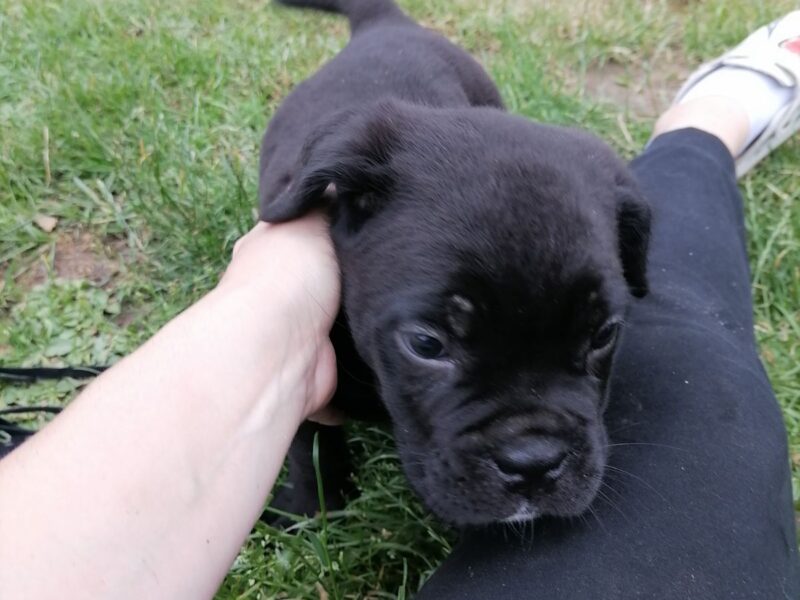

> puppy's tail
[275,0,411,33]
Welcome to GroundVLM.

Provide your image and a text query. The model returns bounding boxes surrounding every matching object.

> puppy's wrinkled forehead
[348,172,615,335]
[442,259,616,351]
[330,106,648,340]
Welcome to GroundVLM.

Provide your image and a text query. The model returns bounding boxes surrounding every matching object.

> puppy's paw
[261,484,349,530]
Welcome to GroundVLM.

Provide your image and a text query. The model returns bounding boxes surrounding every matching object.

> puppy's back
[259,0,502,216]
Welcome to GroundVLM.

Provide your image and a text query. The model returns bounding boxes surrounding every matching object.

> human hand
[217,213,342,421]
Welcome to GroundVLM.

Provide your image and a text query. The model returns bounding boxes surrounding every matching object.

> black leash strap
[0,407,64,458]
[0,366,107,382]
[0,406,63,433]
[0,366,107,457]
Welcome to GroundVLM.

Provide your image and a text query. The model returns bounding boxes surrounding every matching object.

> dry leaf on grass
[33,214,58,233]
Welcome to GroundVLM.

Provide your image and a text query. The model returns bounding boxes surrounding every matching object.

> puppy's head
[261,101,651,525]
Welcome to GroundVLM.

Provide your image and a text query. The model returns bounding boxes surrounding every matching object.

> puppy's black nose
[493,437,568,480]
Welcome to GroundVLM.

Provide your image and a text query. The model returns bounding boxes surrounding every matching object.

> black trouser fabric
[417,129,800,599]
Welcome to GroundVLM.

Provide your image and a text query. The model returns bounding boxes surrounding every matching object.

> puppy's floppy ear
[614,172,651,298]
[259,101,403,228]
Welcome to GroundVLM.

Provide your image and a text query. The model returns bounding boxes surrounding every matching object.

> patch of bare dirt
[581,57,696,119]
[15,231,127,290]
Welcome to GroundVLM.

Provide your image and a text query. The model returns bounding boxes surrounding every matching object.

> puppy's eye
[591,321,619,350]
[405,332,446,360]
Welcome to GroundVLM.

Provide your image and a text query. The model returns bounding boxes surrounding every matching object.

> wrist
[198,284,335,420]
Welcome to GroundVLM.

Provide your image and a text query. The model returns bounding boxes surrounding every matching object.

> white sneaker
[674,11,800,177]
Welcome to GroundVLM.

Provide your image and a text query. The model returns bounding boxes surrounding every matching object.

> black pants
[418,129,800,599]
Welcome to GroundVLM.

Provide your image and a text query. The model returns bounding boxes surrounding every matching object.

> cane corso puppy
[258,0,650,526]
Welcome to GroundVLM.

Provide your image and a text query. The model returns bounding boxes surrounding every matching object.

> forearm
[0,285,317,599]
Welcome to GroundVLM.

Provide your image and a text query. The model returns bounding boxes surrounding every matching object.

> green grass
[1,0,798,597]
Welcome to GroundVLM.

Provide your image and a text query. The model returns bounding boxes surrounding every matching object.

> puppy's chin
[395,422,608,526]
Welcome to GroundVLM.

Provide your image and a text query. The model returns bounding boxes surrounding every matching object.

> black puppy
[259,0,650,526]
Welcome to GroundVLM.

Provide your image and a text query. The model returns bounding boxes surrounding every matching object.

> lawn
[1,0,798,597]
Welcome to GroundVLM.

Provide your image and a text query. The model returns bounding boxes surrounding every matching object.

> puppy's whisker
[522,520,535,552]
[603,465,670,505]
[605,442,688,452]
[587,504,609,536]
[508,520,518,539]
[599,480,625,503]
[594,488,630,525]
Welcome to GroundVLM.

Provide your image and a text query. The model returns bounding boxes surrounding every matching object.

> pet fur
[259,0,650,526]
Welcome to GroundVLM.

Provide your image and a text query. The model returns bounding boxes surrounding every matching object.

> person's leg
[653,96,750,157]
[417,18,800,600]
